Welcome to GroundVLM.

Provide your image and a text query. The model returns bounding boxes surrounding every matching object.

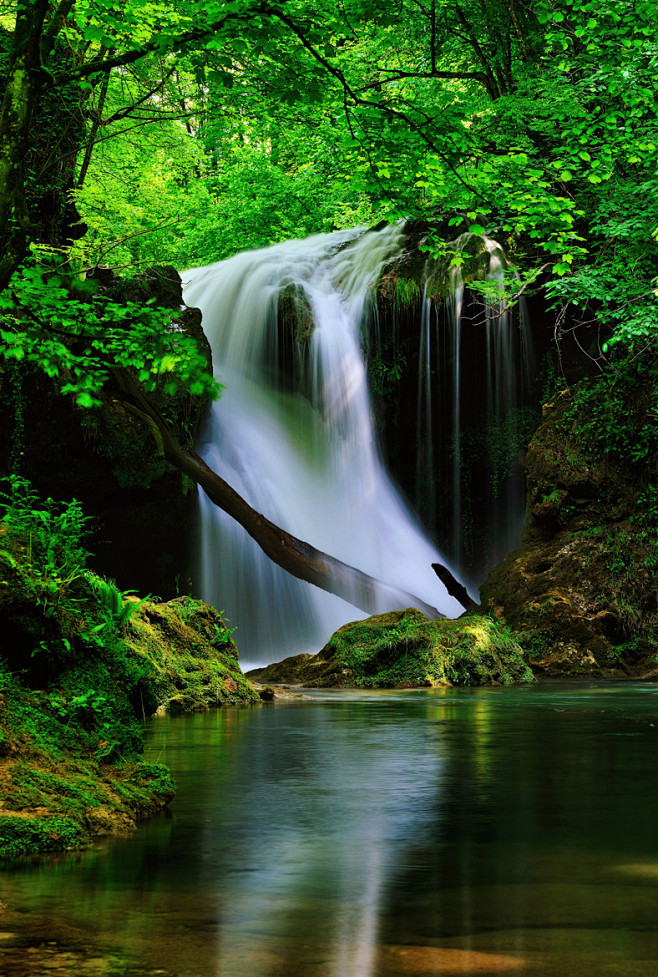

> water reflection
[1,685,658,976]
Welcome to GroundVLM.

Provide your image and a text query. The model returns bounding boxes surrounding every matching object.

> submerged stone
[248,608,534,688]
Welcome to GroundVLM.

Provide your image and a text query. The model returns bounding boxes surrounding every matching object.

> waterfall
[369,232,536,591]
[413,236,535,586]
[183,226,465,667]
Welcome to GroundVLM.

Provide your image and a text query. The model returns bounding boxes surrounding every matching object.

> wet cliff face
[481,369,658,678]
[0,266,211,599]
[367,227,545,589]
[272,221,599,592]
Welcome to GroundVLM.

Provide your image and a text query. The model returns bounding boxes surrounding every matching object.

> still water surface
[2,684,658,976]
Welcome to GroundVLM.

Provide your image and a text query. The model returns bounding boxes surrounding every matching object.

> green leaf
[75,392,96,408]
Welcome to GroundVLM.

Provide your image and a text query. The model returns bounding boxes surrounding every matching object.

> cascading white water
[183,227,464,667]
[413,235,535,584]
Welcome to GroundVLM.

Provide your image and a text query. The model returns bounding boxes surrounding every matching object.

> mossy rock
[0,671,175,860]
[248,608,534,688]
[0,527,257,858]
[277,282,314,343]
[481,367,658,678]
[125,596,259,713]
[376,227,507,307]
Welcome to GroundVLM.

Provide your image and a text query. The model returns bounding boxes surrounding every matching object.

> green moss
[482,358,658,677]
[252,609,534,688]
[0,665,175,859]
[0,815,83,859]
[328,610,534,687]
[394,277,422,309]
[0,480,256,858]
[564,358,658,477]
[125,596,259,712]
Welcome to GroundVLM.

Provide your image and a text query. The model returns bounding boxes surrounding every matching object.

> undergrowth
[564,355,658,526]
[0,476,260,857]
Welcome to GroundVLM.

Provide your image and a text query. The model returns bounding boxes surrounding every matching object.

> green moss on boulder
[249,608,534,688]
[125,596,259,713]
[0,661,175,860]
[0,503,257,859]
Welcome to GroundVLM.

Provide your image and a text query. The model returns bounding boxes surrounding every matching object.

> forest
[0,1,657,973]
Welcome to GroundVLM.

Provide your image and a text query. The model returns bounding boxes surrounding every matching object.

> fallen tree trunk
[431,562,477,611]
[116,369,442,619]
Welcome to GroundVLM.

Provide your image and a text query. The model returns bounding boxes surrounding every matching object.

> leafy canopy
[1,0,657,400]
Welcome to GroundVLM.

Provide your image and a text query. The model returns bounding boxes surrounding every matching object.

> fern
[90,577,149,631]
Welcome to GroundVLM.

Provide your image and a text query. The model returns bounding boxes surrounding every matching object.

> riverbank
[0,479,257,858]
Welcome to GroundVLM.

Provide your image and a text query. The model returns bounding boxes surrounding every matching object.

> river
[1,683,658,976]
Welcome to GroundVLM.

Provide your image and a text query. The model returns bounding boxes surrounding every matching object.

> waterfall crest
[183,226,464,667]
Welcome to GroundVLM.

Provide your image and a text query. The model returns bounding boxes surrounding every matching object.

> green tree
[1,0,656,610]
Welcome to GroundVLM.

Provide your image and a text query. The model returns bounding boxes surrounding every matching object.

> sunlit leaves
[4,0,656,378]
[0,248,219,406]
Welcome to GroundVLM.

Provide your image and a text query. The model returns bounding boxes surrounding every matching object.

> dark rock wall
[366,234,547,587]
[272,222,601,589]
[481,381,658,678]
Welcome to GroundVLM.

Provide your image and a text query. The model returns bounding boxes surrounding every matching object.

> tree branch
[453,3,500,98]
[53,6,270,86]
[114,368,443,620]
[77,53,112,188]
[430,0,437,73]
[360,65,490,89]
[265,5,495,206]
[432,563,477,610]
[104,66,177,125]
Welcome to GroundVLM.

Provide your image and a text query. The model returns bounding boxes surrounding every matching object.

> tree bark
[431,563,477,611]
[0,1,53,289]
[76,57,111,190]
[114,368,443,620]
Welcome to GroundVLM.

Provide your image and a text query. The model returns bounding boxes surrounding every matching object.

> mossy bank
[0,478,257,859]
[249,607,533,688]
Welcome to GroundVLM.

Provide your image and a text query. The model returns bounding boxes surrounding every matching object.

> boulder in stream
[248,608,534,688]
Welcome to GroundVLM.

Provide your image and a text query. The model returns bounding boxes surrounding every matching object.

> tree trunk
[115,369,443,620]
[0,1,52,289]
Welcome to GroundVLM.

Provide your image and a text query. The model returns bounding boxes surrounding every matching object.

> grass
[0,477,257,858]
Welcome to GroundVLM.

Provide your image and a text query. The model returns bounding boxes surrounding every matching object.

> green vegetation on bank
[0,477,256,858]
[565,357,658,525]
[250,608,534,689]
[0,668,175,859]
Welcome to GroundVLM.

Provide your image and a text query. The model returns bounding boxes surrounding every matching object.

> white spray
[182,226,465,667]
